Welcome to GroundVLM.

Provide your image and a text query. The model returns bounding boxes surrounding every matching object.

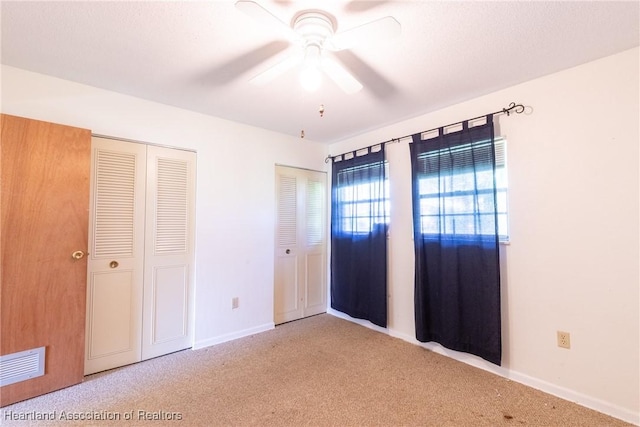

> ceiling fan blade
[198,41,290,86]
[334,50,397,100]
[235,1,299,41]
[344,1,389,13]
[328,16,401,51]
[249,52,302,86]
[322,56,363,94]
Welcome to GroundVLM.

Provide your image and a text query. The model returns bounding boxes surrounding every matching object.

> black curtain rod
[325,102,525,163]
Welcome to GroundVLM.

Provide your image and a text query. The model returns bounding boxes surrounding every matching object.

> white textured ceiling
[1,1,638,143]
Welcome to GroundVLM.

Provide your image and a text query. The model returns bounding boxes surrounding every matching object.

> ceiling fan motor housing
[292,10,336,49]
[235,1,366,94]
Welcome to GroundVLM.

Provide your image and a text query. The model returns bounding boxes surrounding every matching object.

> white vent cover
[0,347,45,386]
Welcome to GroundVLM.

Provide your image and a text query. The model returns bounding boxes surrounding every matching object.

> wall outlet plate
[557,331,571,349]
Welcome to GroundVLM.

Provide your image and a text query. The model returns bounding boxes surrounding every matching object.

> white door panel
[305,253,325,314]
[275,171,302,324]
[275,255,301,323]
[303,176,326,316]
[148,265,189,344]
[274,166,326,324]
[86,271,138,373]
[86,138,196,373]
[142,146,195,360]
[85,138,145,375]
[88,271,136,357]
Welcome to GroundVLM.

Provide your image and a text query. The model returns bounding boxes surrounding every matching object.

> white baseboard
[504,369,640,426]
[327,308,389,334]
[327,311,640,426]
[192,322,275,350]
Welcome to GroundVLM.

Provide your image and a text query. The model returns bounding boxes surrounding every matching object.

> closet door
[141,146,196,360]
[85,139,195,372]
[274,169,303,323]
[302,174,327,317]
[274,166,327,324]
[85,137,146,375]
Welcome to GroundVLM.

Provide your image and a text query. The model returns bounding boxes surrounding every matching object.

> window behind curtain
[410,117,502,365]
[334,162,389,235]
[331,146,388,328]
[416,138,508,241]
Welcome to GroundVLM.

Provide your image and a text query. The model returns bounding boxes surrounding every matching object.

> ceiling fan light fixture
[299,44,322,92]
[236,1,399,94]
[299,63,322,92]
[299,65,322,91]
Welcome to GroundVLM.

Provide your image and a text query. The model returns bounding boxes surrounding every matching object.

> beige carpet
[1,314,631,426]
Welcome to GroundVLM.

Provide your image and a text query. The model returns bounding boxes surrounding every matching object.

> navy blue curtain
[410,116,501,365]
[331,146,388,328]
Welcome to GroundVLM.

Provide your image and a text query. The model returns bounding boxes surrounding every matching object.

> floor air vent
[0,347,45,386]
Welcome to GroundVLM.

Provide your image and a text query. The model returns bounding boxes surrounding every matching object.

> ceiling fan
[235,1,401,94]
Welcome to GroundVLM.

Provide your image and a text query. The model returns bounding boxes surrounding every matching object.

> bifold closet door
[274,166,327,325]
[142,146,196,360]
[85,137,146,375]
[85,138,196,375]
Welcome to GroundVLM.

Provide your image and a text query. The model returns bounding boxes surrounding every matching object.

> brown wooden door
[1,114,91,406]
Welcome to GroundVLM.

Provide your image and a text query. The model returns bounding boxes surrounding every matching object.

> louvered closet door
[275,168,303,323]
[274,166,326,324]
[85,137,146,375]
[302,174,327,317]
[142,146,196,360]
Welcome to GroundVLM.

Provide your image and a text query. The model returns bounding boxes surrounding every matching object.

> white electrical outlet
[557,331,571,349]
[232,297,239,309]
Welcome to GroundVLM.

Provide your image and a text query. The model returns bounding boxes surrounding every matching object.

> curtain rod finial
[504,102,525,116]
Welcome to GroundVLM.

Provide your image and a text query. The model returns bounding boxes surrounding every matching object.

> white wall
[328,47,639,424]
[3,46,638,424]
[0,65,329,347]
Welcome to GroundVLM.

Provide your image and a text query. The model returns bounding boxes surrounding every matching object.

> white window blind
[417,138,508,240]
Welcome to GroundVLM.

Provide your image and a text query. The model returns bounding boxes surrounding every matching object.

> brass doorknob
[109,261,119,268]
[71,250,85,260]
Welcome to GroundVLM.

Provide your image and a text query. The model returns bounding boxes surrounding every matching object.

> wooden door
[141,146,196,360]
[1,114,91,406]
[274,166,326,324]
[84,137,146,375]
